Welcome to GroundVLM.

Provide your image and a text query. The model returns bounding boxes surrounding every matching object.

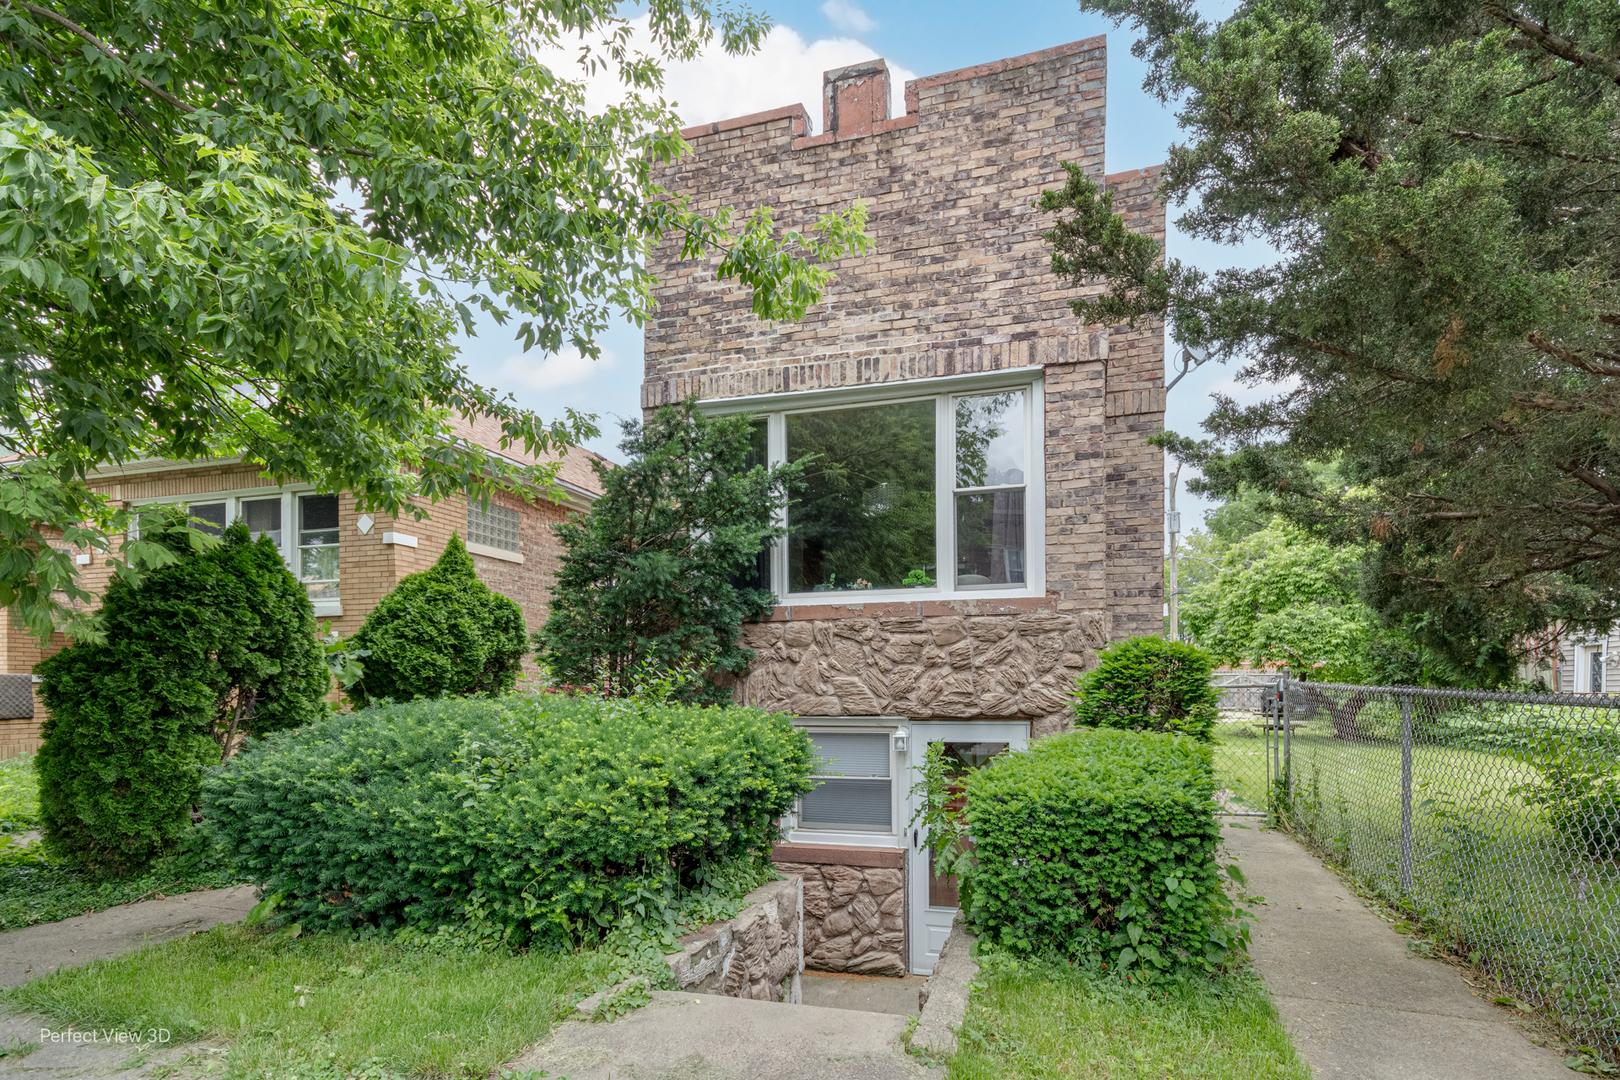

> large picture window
[148,490,341,613]
[732,377,1040,601]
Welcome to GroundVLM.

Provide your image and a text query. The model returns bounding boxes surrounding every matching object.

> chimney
[823,59,891,139]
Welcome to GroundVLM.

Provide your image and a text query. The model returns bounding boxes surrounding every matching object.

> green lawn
[945,958,1309,1080]
[0,752,39,833]
[4,923,612,1079]
[1212,722,1271,811]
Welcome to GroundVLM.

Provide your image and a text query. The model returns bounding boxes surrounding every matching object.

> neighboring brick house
[0,415,606,759]
[645,38,1167,975]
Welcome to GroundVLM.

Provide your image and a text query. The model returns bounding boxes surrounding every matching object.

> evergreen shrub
[202,693,815,946]
[35,518,328,871]
[964,729,1242,976]
[1072,636,1220,741]
[348,534,527,707]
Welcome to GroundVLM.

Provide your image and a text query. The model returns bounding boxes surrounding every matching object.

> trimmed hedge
[347,534,528,708]
[1072,636,1219,741]
[201,694,814,946]
[964,728,1238,976]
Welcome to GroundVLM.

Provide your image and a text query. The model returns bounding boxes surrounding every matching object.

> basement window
[799,731,893,832]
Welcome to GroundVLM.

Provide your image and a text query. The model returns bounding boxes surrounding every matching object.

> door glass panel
[189,501,227,536]
[242,497,283,548]
[927,741,1009,907]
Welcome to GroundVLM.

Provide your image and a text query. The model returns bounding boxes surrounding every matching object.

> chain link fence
[1263,679,1620,1060]
[1209,671,1276,816]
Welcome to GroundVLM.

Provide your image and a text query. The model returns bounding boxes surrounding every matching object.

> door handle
[913,828,919,849]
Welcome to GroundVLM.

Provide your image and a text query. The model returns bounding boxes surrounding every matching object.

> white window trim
[466,540,524,563]
[784,717,906,849]
[699,370,1046,605]
[127,485,343,617]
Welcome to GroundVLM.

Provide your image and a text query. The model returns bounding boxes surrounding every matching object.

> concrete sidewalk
[1222,818,1572,1079]
[0,885,258,987]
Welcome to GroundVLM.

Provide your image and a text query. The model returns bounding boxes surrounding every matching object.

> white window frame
[783,717,905,849]
[699,369,1046,605]
[128,486,344,618]
[1583,641,1607,694]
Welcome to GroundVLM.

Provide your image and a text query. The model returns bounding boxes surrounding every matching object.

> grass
[0,753,242,931]
[945,955,1309,1080]
[0,752,39,833]
[3,923,613,1079]
[1212,721,1270,811]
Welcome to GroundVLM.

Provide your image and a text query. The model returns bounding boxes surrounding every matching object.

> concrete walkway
[1221,819,1573,1079]
[0,885,258,987]
[514,990,937,1080]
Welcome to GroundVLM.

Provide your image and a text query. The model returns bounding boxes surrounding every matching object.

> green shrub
[201,693,815,947]
[1072,636,1219,741]
[347,534,527,707]
[1518,735,1620,861]
[964,729,1243,977]
[35,516,328,871]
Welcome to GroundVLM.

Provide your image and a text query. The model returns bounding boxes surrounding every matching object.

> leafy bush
[35,516,328,870]
[1517,735,1620,861]
[963,729,1246,977]
[347,534,527,707]
[1072,636,1219,741]
[202,693,815,947]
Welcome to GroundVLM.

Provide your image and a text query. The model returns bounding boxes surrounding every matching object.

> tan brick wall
[643,37,1166,725]
[0,467,584,757]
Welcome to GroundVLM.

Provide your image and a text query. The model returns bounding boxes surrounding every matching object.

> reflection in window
[733,420,772,594]
[954,392,1026,587]
[787,402,935,593]
[298,494,340,601]
[241,498,283,548]
[189,501,227,537]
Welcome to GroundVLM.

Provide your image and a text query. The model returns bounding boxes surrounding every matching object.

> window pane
[956,490,1025,586]
[787,401,935,593]
[955,392,1026,488]
[242,498,282,547]
[189,502,227,537]
[732,420,773,593]
[299,494,339,536]
[808,732,890,778]
[300,545,340,584]
[801,778,892,830]
[467,500,521,553]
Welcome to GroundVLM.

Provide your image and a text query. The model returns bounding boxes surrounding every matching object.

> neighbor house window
[297,494,340,601]
[189,501,228,536]
[799,731,893,832]
[742,379,1040,599]
[241,497,283,547]
[467,501,521,554]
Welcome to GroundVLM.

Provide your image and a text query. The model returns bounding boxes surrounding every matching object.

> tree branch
[1401,113,1620,164]
[1480,2,1620,87]
[1528,330,1620,376]
[3,0,198,113]
[1555,460,1620,505]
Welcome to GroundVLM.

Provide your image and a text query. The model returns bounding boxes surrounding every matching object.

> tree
[347,534,528,707]
[1071,635,1221,740]
[536,401,803,703]
[35,512,329,870]
[1045,0,1620,651]
[0,0,868,641]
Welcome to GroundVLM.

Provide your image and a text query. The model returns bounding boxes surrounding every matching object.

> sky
[450,0,1276,531]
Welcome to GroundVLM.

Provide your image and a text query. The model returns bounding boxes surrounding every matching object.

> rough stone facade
[773,845,907,975]
[664,876,804,1002]
[741,603,1106,736]
[643,36,1168,728]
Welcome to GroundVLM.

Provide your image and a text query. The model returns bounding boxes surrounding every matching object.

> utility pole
[1164,344,1205,642]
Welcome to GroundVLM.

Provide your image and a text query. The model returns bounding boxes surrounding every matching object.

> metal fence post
[1282,676,1293,806]
[1398,692,1414,895]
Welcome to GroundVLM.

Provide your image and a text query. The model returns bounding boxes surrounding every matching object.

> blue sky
[452,0,1272,529]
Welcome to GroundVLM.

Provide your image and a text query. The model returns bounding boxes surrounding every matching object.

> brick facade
[0,438,605,758]
[643,36,1167,727]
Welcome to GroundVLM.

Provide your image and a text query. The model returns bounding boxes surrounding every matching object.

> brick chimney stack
[823,59,890,139]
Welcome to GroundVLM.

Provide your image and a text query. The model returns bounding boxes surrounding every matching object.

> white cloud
[495,344,616,393]
[820,0,876,34]
[539,17,913,134]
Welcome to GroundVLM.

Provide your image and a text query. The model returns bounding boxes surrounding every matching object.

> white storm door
[905,720,1029,975]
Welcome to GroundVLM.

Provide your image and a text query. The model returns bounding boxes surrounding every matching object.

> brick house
[645,37,1168,975]
[0,413,606,760]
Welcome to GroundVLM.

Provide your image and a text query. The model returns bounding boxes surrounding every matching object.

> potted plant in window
[903,569,935,589]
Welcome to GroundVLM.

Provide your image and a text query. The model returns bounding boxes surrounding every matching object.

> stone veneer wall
[740,605,1105,737]
[773,844,907,976]
[664,876,804,1002]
